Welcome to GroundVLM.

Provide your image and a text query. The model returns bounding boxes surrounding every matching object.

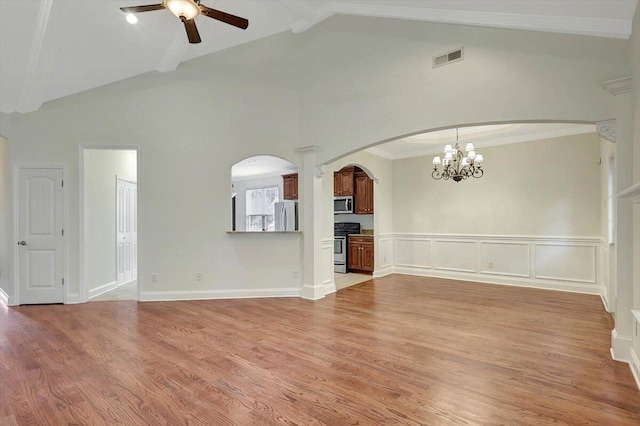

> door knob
[18,241,27,246]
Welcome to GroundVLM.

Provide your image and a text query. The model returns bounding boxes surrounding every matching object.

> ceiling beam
[17,0,73,113]
[278,0,335,34]
[157,27,188,73]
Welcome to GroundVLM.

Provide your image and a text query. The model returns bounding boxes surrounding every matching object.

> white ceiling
[0,0,636,114]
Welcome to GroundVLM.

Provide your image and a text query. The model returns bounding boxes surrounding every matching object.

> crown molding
[603,77,633,95]
[291,2,633,39]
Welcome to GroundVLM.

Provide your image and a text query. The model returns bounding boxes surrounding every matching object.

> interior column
[297,146,325,300]
[603,77,633,361]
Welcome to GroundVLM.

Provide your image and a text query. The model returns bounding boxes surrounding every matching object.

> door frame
[79,145,140,303]
[13,165,67,305]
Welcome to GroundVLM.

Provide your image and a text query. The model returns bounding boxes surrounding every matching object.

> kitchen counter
[347,234,373,237]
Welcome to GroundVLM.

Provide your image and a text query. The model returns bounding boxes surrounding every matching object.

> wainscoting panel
[322,238,336,295]
[378,235,393,269]
[480,241,530,278]
[534,243,596,283]
[391,234,601,295]
[435,240,476,273]
[599,243,610,311]
[395,238,431,269]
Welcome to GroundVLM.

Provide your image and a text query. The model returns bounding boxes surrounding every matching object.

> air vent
[432,47,464,69]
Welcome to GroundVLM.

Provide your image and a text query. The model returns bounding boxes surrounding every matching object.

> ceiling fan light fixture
[125,13,138,24]
[164,0,200,20]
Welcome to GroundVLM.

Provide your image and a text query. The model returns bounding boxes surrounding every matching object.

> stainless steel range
[334,222,360,273]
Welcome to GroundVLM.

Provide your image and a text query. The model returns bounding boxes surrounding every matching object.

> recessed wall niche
[231,155,298,232]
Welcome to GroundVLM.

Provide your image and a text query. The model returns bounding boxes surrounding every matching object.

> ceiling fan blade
[199,5,249,30]
[120,4,165,14]
[182,18,202,44]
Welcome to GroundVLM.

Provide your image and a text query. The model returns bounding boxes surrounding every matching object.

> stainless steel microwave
[334,196,354,214]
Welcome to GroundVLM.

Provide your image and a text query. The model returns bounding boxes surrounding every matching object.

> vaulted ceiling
[0,0,636,114]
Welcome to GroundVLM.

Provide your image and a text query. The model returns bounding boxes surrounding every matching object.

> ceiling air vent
[433,47,464,69]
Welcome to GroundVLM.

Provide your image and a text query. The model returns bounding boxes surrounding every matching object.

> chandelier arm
[473,167,484,178]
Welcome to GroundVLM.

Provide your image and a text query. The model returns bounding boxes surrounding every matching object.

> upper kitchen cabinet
[334,167,355,196]
[355,171,374,214]
[282,173,298,200]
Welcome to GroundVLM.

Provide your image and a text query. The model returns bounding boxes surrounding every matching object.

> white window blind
[246,186,279,231]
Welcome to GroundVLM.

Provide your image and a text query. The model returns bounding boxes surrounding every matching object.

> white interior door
[18,168,64,304]
[117,178,137,285]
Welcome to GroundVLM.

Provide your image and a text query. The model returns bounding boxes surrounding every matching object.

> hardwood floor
[1,275,639,425]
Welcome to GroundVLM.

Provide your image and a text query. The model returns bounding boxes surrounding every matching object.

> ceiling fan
[120,0,249,44]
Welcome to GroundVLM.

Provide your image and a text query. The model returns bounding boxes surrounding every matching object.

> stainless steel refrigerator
[274,201,298,231]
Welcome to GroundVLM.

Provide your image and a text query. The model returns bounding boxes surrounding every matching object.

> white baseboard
[65,293,81,304]
[600,288,612,312]
[630,348,640,390]
[0,287,11,306]
[373,266,393,278]
[393,266,600,295]
[88,281,118,300]
[323,281,337,295]
[300,284,325,300]
[140,287,300,302]
[610,328,632,362]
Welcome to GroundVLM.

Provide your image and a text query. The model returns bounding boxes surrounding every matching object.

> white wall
[0,136,10,302]
[0,16,629,302]
[83,149,136,297]
[232,175,284,232]
[301,16,628,165]
[393,133,602,236]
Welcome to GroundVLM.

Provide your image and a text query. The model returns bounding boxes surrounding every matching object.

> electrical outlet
[196,272,203,281]
[488,261,494,269]
[152,273,158,282]
[292,270,299,279]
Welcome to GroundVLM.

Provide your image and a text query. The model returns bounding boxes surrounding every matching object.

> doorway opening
[81,147,138,302]
[332,165,376,291]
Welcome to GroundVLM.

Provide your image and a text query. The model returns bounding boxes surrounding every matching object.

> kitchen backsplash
[335,213,374,230]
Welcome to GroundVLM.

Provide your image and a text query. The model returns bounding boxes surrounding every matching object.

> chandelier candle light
[431,129,484,182]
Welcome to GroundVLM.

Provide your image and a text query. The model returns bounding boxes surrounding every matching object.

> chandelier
[431,129,484,182]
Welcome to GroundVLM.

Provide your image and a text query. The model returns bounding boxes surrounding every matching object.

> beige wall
[392,133,601,236]
[83,149,137,294]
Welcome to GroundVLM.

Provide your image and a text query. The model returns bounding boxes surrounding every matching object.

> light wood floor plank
[1,275,639,425]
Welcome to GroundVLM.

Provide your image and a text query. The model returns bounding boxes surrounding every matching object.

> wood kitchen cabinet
[355,171,374,214]
[282,173,298,200]
[348,236,374,273]
[334,167,355,196]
